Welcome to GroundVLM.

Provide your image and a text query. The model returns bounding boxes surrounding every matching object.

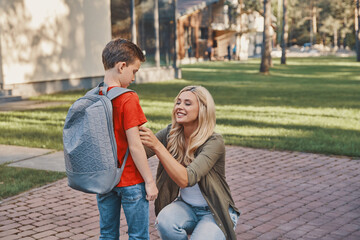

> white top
[180,183,208,207]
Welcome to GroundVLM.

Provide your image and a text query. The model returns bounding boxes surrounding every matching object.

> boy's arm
[126,126,158,201]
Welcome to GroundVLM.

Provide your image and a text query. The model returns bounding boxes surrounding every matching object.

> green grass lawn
[1,56,359,199]
[1,56,359,157]
[0,165,66,200]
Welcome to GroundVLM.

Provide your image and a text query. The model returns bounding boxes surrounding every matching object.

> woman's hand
[140,125,189,188]
[139,126,160,150]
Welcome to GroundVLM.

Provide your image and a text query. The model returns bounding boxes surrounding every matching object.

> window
[111,0,175,67]
[111,0,132,40]
[200,27,208,40]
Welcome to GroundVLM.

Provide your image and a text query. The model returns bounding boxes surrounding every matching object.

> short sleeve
[122,92,147,130]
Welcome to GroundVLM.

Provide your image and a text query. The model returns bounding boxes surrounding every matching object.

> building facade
[0,0,178,98]
[0,0,273,99]
[177,0,274,62]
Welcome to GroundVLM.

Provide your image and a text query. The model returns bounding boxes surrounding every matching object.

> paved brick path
[1,146,359,240]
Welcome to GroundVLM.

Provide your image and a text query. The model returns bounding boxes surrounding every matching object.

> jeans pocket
[229,206,240,230]
[121,183,145,202]
[154,218,159,230]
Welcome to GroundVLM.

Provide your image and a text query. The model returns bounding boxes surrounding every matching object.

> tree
[287,0,314,45]
[319,15,341,49]
[260,0,272,74]
[310,0,318,45]
[318,0,354,49]
[356,0,360,61]
[281,0,288,64]
[284,0,354,48]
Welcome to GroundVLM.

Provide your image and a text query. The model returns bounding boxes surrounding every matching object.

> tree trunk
[333,29,338,51]
[356,0,360,61]
[131,0,137,44]
[281,0,287,64]
[237,0,243,61]
[277,0,282,46]
[173,0,179,71]
[269,34,273,67]
[154,0,160,68]
[312,3,317,44]
[260,0,272,74]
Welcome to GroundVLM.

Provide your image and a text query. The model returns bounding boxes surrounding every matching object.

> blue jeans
[96,183,149,240]
[155,199,239,240]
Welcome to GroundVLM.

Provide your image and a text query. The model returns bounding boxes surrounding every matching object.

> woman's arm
[141,126,226,187]
[139,126,188,188]
[186,134,225,185]
[126,126,158,200]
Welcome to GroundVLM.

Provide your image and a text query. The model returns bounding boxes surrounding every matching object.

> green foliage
[244,0,263,13]
[227,0,355,48]
[0,165,66,200]
[273,0,355,47]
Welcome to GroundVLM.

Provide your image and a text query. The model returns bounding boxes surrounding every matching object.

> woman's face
[174,91,199,126]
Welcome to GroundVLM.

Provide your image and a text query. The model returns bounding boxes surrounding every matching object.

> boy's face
[118,59,141,88]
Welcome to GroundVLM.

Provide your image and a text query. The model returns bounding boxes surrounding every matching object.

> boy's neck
[104,69,121,87]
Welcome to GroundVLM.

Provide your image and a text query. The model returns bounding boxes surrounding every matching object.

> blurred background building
[0,0,267,100]
[0,0,178,99]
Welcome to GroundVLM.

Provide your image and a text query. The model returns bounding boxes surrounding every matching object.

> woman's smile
[174,91,199,124]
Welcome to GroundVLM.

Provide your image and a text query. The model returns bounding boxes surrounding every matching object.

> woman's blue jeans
[155,199,239,240]
[96,183,149,240]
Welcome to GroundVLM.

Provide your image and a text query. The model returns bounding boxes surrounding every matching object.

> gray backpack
[63,82,133,194]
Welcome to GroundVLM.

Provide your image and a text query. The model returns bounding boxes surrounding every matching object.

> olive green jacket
[146,125,240,240]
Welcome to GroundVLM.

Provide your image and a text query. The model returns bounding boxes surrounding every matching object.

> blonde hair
[167,86,216,166]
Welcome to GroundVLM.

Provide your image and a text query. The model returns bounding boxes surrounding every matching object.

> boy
[97,38,158,239]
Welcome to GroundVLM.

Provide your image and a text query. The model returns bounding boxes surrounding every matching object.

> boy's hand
[145,180,158,201]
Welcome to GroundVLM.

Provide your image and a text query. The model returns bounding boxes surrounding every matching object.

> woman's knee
[155,201,196,240]
[156,208,184,233]
[155,215,189,240]
[156,209,174,231]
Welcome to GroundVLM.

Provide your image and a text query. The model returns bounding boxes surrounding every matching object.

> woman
[139,86,240,240]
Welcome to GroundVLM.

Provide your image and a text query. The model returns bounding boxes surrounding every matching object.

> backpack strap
[85,84,100,96]
[98,82,134,171]
[85,82,104,96]
[106,87,134,100]
[89,82,134,100]
[119,148,129,174]
[107,86,133,172]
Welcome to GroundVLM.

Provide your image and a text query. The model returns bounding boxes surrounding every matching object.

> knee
[156,210,173,233]
[155,211,187,240]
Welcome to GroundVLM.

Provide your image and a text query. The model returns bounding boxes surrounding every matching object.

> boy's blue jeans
[155,198,239,240]
[96,182,149,240]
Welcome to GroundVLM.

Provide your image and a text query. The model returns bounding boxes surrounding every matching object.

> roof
[177,0,220,16]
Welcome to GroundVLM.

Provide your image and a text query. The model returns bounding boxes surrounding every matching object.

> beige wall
[0,0,111,89]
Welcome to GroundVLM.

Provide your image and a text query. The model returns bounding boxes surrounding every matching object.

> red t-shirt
[101,86,147,187]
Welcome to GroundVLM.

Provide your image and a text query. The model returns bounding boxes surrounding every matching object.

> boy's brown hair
[102,38,145,70]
